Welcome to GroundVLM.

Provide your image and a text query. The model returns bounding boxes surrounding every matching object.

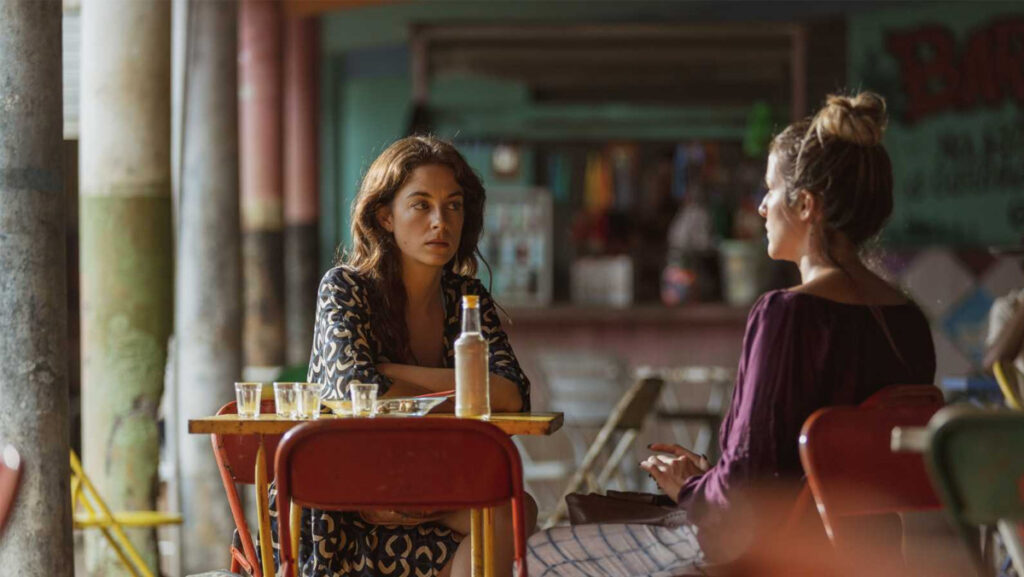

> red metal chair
[783,385,945,530]
[0,444,21,537]
[798,385,945,562]
[275,418,528,577]
[211,400,283,577]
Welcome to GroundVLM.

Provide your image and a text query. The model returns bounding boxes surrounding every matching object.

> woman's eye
[448,202,463,211]
[413,201,429,210]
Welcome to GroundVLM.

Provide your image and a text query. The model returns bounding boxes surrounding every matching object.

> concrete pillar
[240,0,286,372]
[177,1,242,573]
[284,17,320,366]
[0,1,74,575]
[80,0,173,573]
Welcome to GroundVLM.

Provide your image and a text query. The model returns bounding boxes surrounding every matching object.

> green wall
[849,2,1024,246]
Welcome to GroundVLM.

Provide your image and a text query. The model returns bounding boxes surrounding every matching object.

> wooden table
[188,411,563,437]
[188,412,563,577]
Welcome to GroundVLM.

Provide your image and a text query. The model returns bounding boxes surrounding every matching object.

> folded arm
[376,363,524,412]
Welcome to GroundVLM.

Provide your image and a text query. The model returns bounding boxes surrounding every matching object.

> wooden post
[240,0,286,374]
[80,0,173,572]
[177,0,243,572]
[284,16,320,367]
[0,1,74,574]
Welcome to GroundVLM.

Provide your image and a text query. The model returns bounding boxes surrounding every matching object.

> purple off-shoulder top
[677,289,936,532]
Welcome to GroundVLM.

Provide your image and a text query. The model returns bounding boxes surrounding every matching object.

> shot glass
[296,382,324,420]
[349,382,378,418]
[234,382,262,419]
[273,382,300,419]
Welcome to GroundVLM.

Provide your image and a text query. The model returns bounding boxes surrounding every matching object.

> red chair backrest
[799,385,945,542]
[0,445,21,537]
[275,418,527,577]
[213,399,282,484]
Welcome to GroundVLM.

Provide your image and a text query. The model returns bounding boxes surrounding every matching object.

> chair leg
[70,451,154,577]
[290,499,302,577]
[997,520,1024,577]
[471,509,485,577]
[594,429,638,489]
[483,507,496,577]
[254,441,275,577]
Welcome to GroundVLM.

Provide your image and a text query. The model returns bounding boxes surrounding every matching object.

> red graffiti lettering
[885,17,1024,123]
[887,26,959,123]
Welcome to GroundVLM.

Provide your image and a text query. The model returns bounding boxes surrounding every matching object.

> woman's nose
[758,196,768,218]
[430,208,445,229]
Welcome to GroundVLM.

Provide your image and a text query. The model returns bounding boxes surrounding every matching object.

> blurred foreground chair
[925,406,1024,576]
[275,418,528,577]
[798,385,947,571]
[544,375,664,528]
[993,360,1024,410]
[70,450,182,577]
[211,399,283,577]
[0,444,21,538]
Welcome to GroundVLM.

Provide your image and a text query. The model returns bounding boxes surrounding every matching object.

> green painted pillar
[0,1,74,574]
[80,0,172,574]
[176,0,242,572]
[240,0,286,373]
[284,16,320,366]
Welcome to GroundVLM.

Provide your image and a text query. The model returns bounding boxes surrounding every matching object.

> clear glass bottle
[455,295,490,418]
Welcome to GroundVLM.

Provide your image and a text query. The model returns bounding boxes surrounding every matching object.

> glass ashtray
[375,396,446,417]
[321,396,445,417]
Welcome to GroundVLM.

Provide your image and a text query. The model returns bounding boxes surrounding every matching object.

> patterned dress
[269,265,531,577]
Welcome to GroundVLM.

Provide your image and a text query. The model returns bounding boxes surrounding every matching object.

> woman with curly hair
[271,135,535,577]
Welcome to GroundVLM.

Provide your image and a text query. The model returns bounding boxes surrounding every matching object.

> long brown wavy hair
[340,135,486,362]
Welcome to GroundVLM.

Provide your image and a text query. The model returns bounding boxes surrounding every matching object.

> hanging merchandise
[609,144,637,211]
[547,152,572,204]
[743,101,774,158]
[732,191,765,240]
[583,151,613,215]
[671,143,688,201]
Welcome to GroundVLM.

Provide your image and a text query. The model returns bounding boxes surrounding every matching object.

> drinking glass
[296,382,324,420]
[234,382,262,419]
[273,382,300,419]
[349,382,378,418]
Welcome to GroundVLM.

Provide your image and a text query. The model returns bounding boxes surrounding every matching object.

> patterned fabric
[268,265,531,577]
[527,523,706,577]
[308,265,531,408]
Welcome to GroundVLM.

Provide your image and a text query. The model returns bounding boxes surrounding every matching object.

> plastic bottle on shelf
[455,295,490,419]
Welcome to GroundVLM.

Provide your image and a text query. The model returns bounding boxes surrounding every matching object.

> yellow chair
[993,360,1024,410]
[70,450,182,577]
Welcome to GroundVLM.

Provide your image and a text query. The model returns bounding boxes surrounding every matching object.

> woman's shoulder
[442,269,490,298]
[319,265,372,296]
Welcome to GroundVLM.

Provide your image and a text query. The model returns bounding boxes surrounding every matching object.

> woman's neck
[796,233,863,284]
[401,259,444,312]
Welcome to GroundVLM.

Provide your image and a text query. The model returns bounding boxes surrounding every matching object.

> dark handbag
[565,490,691,528]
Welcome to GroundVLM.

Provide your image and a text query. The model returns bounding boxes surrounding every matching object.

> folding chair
[211,399,283,577]
[925,406,1024,576]
[543,375,664,528]
[653,365,734,462]
[275,418,528,577]
[798,388,945,565]
[993,360,1024,410]
[0,444,21,537]
[70,450,183,577]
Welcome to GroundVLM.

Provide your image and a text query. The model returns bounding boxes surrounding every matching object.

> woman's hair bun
[810,92,888,147]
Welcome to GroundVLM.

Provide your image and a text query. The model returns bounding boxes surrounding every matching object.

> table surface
[188,412,564,436]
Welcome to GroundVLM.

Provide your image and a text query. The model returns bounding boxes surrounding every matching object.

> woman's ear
[376,205,394,233]
[797,190,819,223]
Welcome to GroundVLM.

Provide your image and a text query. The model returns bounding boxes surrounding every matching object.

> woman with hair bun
[526,92,936,576]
